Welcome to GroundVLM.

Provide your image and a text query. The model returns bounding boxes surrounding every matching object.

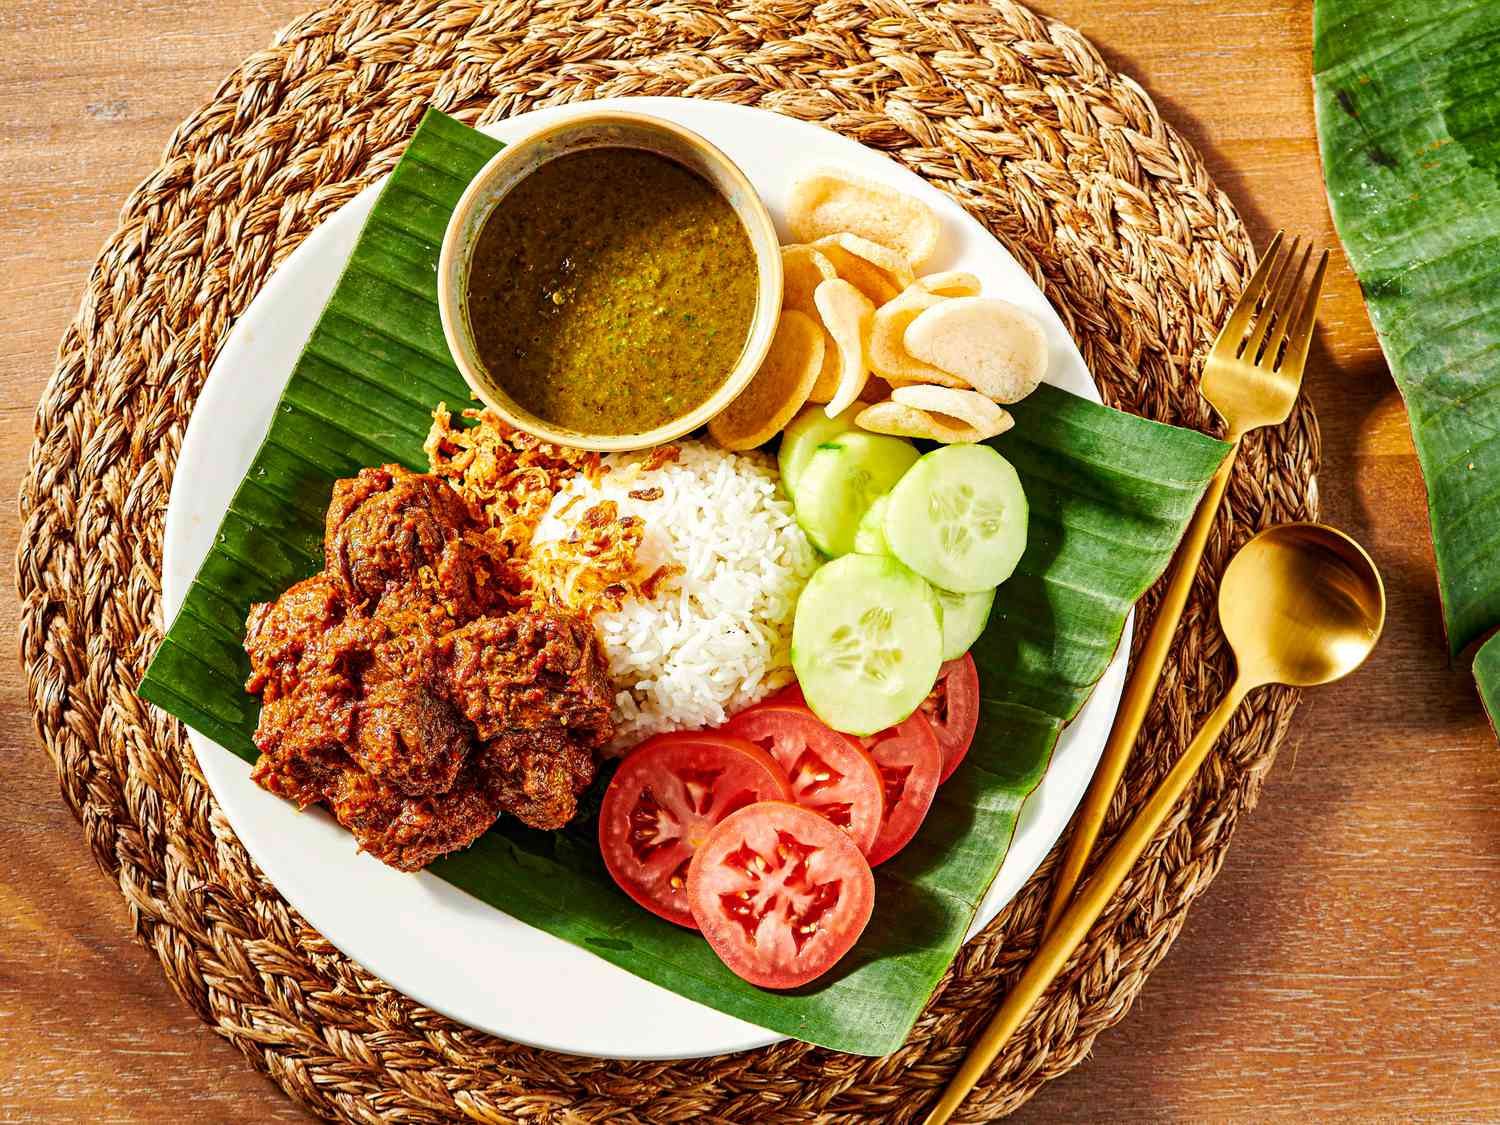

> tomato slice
[762,681,806,707]
[599,731,792,928]
[921,654,981,783]
[859,713,943,866]
[726,702,885,856]
[687,801,875,989]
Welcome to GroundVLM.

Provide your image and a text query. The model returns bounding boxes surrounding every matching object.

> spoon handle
[923,678,1253,1125]
[1042,442,1240,936]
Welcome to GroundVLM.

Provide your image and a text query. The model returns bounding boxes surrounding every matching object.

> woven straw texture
[17,1,1319,1120]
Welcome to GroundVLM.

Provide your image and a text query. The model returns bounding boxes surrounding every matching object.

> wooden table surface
[4,1,1497,1120]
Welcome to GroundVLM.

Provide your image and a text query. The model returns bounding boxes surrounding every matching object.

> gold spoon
[924,522,1385,1125]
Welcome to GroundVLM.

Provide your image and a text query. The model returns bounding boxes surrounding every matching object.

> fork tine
[1259,240,1315,366]
[1276,248,1330,375]
[1243,236,1308,364]
[1248,238,1311,364]
[1212,231,1285,357]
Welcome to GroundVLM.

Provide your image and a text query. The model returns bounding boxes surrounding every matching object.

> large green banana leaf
[1315,0,1500,667]
[138,109,1228,1055]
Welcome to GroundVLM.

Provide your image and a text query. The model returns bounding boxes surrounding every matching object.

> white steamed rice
[532,440,819,752]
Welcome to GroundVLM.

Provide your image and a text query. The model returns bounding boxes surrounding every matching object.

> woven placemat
[18,1,1319,1119]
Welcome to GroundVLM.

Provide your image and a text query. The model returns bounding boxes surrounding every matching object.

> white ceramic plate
[162,97,1130,1060]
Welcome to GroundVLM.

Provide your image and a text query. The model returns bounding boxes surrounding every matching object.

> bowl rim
[436,110,783,452]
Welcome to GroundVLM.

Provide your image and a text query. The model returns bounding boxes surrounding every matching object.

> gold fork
[922,234,1329,1125]
[1039,231,1329,935]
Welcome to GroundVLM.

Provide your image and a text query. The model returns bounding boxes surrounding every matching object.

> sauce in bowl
[465,147,758,436]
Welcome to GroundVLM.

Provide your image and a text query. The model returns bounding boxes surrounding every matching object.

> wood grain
[3,1,1496,1121]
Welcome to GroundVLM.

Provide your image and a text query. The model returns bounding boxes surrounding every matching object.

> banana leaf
[1315,0,1500,660]
[138,108,1228,1056]
[1477,633,1500,733]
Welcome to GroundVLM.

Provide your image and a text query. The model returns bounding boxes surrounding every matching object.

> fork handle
[1040,437,1240,935]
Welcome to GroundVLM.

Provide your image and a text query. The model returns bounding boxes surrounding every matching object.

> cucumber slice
[853,495,890,555]
[935,585,996,660]
[793,432,920,557]
[777,404,860,502]
[883,444,1028,592]
[792,554,944,735]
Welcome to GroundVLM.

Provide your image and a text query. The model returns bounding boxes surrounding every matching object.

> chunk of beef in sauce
[352,672,470,797]
[244,573,348,702]
[245,572,360,807]
[250,704,352,809]
[242,467,615,871]
[325,464,511,619]
[440,613,614,745]
[327,758,504,872]
[480,728,598,832]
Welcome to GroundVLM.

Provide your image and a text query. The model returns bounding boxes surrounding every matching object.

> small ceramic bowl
[437,111,783,452]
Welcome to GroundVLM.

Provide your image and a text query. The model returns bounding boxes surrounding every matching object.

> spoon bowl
[1220,522,1386,689]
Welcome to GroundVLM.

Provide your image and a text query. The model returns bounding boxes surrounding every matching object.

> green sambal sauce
[466,147,758,435]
